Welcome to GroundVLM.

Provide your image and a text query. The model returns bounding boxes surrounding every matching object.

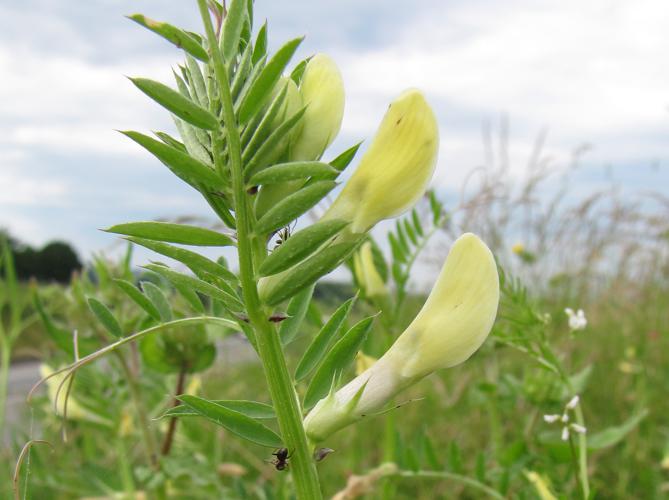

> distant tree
[37,241,82,283]
[0,229,81,283]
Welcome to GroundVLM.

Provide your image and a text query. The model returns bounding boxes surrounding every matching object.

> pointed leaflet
[113,279,161,321]
[145,264,243,312]
[295,296,356,381]
[258,219,349,277]
[126,237,238,284]
[329,142,363,172]
[162,399,275,419]
[127,14,209,62]
[249,161,338,186]
[221,0,247,62]
[141,281,173,322]
[252,22,267,64]
[177,395,282,448]
[130,77,219,130]
[105,221,234,246]
[121,131,221,188]
[87,298,123,338]
[244,107,306,179]
[261,237,363,306]
[279,285,314,345]
[231,43,254,101]
[238,37,303,123]
[255,181,337,235]
[241,84,288,160]
[303,316,375,409]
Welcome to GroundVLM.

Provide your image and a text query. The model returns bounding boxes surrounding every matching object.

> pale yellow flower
[304,233,499,441]
[322,89,439,233]
[40,364,111,426]
[512,242,525,255]
[290,53,345,161]
[353,242,387,298]
[524,470,558,500]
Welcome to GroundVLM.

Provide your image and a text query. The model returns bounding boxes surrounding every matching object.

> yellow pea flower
[290,53,345,161]
[322,89,439,233]
[40,364,112,426]
[304,233,499,442]
[353,242,387,298]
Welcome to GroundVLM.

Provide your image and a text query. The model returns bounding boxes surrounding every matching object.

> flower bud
[304,233,499,442]
[322,89,439,233]
[290,53,345,161]
[353,242,387,298]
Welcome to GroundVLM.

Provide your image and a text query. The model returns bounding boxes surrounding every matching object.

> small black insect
[273,226,292,250]
[271,447,291,471]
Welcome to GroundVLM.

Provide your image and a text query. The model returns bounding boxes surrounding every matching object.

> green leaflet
[241,84,289,161]
[113,279,161,321]
[87,298,123,338]
[303,316,375,409]
[329,142,363,172]
[105,221,234,246]
[249,161,338,186]
[127,237,238,284]
[128,14,209,62]
[258,219,349,277]
[130,78,219,130]
[252,22,267,65]
[588,410,648,450]
[231,43,254,102]
[278,285,314,345]
[161,399,275,420]
[121,131,220,188]
[221,0,247,62]
[295,295,356,381]
[145,264,243,312]
[244,106,306,179]
[238,37,303,124]
[260,238,363,306]
[177,395,282,448]
[141,281,173,322]
[255,181,337,236]
[154,131,186,152]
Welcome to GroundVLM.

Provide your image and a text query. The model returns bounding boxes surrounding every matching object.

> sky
[0,0,668,263]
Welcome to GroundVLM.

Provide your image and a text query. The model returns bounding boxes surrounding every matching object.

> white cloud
[332,0,669,186]
[0,166,69,206]
[0,46,179,155]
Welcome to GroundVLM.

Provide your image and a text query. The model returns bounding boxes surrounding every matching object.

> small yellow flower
[355,351,378,376]
[322,89,439,233]
[353,242,387,298]
[304,233,499,441]
[40,364,111,426]
[524,470,558,500]
[512,242,525,255]
[290,53,345,161]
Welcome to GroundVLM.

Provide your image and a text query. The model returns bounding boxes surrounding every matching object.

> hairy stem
[196,3,322,498]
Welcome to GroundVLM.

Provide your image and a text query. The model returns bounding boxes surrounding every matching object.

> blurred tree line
[0,229,81,283]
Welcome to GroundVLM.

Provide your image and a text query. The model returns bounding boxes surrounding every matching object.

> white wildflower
[564,308,587,331]
[544,394,587,442]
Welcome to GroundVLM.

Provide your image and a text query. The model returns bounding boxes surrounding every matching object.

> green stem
[0,338,10,436]
[394,469,505,499]
[115,352,159,468]
[196,3,322,498]
[573,405,590,499]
